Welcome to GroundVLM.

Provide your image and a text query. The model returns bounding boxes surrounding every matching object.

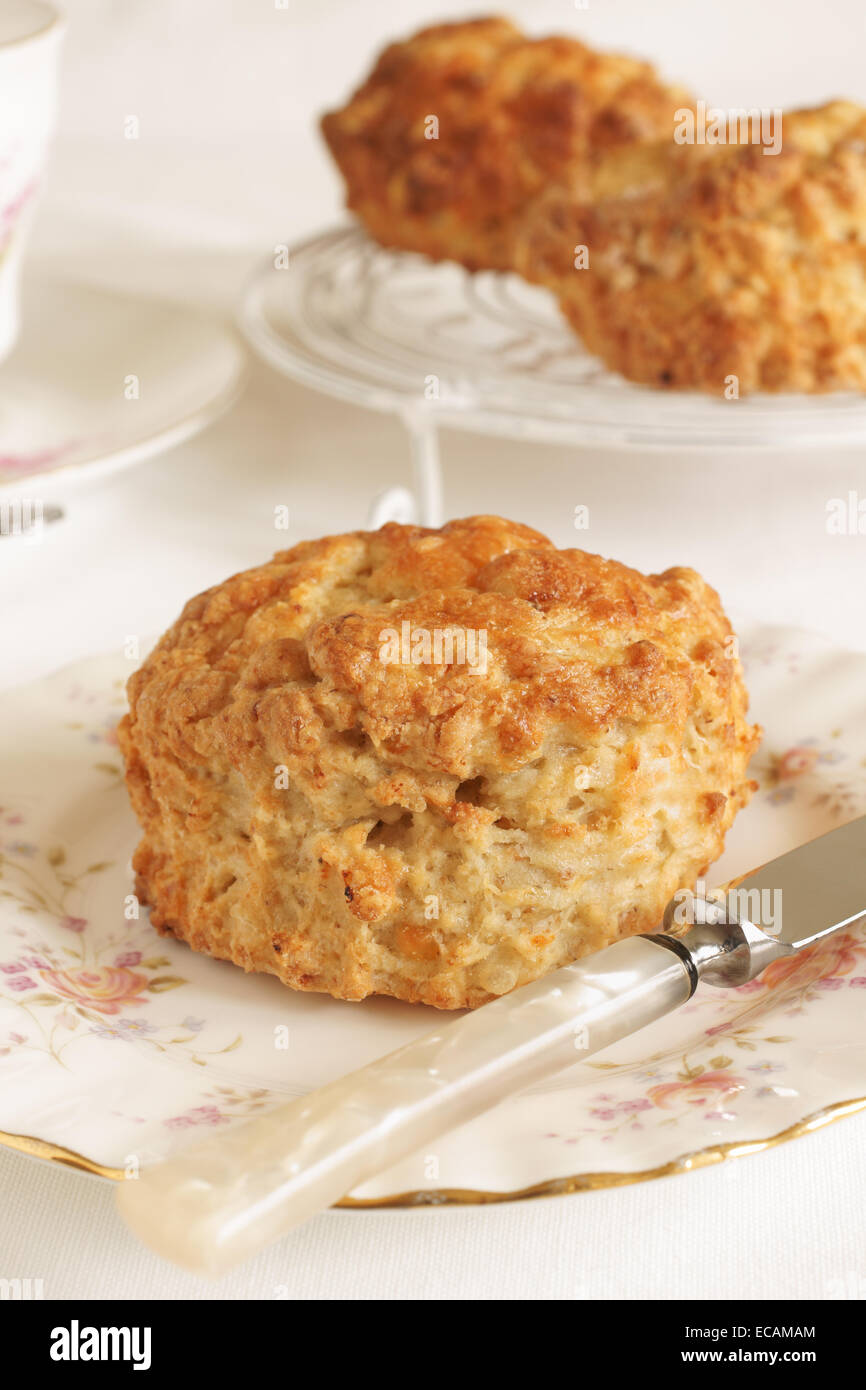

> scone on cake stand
[239,18,866,527]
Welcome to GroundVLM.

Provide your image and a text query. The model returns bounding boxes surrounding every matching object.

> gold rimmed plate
[1,627,865,1205]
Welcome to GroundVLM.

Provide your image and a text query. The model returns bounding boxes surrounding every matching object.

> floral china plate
[1,625,865,1205]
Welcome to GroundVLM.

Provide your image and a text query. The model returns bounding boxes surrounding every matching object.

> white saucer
[0,276,246,491]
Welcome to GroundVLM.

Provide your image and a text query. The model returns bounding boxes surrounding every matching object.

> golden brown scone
[321,16,694,271]
[119,517,760,1011]
[516,101,866,393]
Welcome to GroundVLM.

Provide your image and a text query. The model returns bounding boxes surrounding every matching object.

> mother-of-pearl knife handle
[117,935,695,1275]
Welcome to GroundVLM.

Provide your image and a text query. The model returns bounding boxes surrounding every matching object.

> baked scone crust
[119,517,759,1010]
[517,101,866,393]
[321,16,693,271]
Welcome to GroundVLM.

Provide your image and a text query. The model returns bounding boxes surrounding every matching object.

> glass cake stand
[239,224,866,526]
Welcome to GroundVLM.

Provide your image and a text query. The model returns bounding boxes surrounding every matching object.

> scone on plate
[119,517,760,1010]
[516,101,866,393]
[321,16,693,272]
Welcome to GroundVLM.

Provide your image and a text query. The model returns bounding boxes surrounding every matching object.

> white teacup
[0,1,64,364]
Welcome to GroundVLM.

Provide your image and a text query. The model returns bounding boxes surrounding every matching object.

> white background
[2,0,866,1300]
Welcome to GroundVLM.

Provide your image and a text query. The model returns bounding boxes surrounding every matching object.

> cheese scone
[119,517,759,1010]
[516,101,866,393]
[321,16,694,271]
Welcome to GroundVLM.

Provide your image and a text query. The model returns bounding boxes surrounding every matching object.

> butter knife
[117,816,866,1274]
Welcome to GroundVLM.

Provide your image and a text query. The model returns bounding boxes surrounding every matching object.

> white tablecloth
[2,0,865,1300]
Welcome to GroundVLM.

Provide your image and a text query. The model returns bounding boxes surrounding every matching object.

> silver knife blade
[727,815,866,950]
